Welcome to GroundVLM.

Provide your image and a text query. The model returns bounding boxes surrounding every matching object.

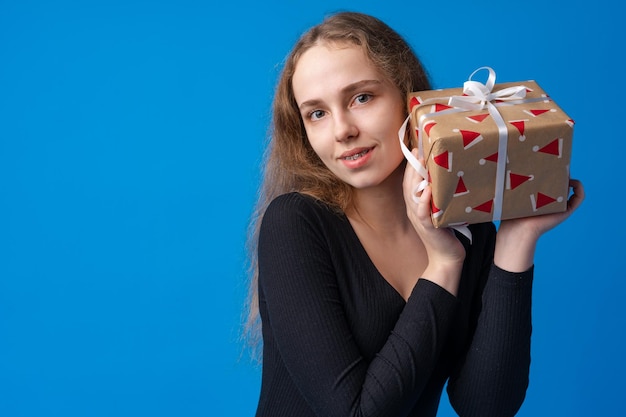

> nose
[333,111,358,142]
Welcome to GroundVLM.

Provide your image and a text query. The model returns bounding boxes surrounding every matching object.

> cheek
[305,130,331,161]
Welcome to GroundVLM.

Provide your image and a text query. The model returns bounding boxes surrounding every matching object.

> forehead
[292,43,382,104]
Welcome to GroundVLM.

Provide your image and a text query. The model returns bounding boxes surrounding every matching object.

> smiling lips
[340,147,373,161]
[338,146,374,168]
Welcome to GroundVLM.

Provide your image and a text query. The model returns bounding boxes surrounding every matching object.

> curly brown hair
[242,11,431,360]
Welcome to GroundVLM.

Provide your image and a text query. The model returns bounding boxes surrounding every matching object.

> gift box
[405,67,573,228]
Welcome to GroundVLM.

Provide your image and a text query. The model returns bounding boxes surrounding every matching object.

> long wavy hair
[242,11,431,360]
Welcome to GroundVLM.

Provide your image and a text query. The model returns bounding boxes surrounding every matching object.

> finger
[403,163,416,200]
[404,152,427,201]
[404,149,425,179]
[417,185,434,221]
[413,150,425,182]
[569,179,584,197]
[411,185,422,204]
[566,179,585,212]
[411,175,429,204]
[403,149,418,181]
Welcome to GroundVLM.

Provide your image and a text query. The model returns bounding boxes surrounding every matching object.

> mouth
[340,147,373,161]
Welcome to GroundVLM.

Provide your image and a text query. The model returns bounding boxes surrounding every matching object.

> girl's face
[292,43,406,191]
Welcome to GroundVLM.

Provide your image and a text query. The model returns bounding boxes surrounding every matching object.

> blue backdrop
[0,0,622,416]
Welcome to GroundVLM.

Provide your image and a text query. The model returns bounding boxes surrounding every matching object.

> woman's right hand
[403,150,466,295]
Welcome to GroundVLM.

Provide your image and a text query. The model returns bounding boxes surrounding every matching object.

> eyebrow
[297,79,383,111]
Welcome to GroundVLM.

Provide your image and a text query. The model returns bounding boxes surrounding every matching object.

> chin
[347,176,388,190]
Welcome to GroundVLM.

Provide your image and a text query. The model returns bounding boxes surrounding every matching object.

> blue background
[0,0,622,416]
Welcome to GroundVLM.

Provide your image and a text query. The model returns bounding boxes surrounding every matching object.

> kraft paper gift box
[405,67,573,228]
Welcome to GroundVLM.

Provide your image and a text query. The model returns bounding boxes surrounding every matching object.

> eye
[354,94,372,105]
[308,109,326,121]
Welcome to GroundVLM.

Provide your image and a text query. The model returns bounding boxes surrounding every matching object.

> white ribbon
[448,67,526,222]
[399,115,429,197]
[398,116,472,243]
[399,67,529,242]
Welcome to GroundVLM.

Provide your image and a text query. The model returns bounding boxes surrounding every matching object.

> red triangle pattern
[510,120,525,135]
[424,122,436,137]
[484,152,498,163]
[410,96,421,110]
[458,129,482,148]
[433,103,453,112]
[481,152,498,164]
[467,113,489,123]
[509,173,532,190]
[433,151,450,170]
[535,193,557,209]
[473,200,493,213]
[432,200,441,215]
[537,138,561,156]
[455,176,468,195]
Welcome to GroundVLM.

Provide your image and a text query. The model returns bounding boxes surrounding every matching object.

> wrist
[495,223,539,273]
[421,261,464,296]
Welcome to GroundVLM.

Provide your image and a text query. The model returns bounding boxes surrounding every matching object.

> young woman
[244,11,584,417]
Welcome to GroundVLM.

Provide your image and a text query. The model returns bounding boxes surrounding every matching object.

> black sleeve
[447,252,533,417]
[258,194,459,417]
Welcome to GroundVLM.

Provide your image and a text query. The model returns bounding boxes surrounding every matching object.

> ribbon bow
[448,66,527,111]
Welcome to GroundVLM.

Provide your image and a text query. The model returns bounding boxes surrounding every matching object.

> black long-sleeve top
[255,192,533,417]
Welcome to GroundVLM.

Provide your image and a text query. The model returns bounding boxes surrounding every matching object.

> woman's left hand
[494,179,585,272]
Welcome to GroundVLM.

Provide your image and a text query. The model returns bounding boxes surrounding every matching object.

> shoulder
[260,193,345,242]
[258,193,346,277]
[265,192,320,213]
[263,192,341,227]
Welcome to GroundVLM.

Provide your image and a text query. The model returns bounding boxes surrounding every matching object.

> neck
[346,164,411,235]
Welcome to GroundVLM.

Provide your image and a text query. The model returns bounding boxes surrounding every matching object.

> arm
[402,152,467,296]
[448,179,584,416]
[447,263,533,417]
[259,194,458,417]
